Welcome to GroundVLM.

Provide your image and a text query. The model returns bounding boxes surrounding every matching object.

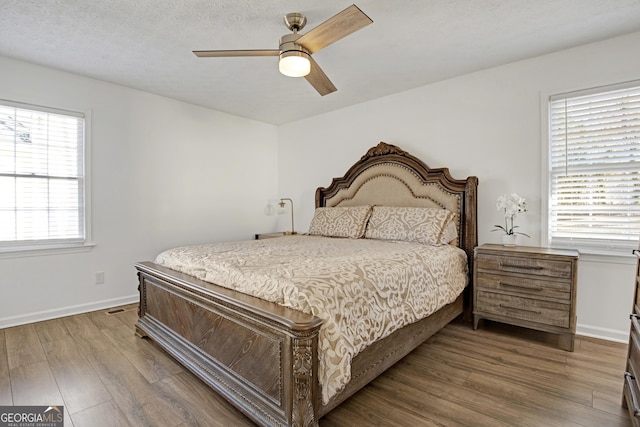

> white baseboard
[0,294,139,329]
[577,323,629,344]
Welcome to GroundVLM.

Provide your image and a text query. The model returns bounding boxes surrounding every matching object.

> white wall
[0,56,279,327]
[278,31,640,342]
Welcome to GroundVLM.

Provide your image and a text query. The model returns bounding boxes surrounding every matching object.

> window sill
[570,249,636,265]
[0,243,95,259]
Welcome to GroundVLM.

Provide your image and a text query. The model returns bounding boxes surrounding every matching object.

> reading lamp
[278,198,297,235]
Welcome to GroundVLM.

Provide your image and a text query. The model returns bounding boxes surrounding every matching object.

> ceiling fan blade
[296,5,372,54]
[305,56,337,96]
[193,50,279,58]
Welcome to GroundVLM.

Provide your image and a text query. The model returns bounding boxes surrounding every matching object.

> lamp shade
[279,51,311,77]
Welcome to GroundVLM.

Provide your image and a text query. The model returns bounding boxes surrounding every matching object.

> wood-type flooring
[0,304,631,426]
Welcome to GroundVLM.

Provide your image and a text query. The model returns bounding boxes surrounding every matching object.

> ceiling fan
[193,4,373,96]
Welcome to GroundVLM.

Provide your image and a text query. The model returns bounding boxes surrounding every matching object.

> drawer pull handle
[500,262,544,270]
[499,282,543,291]
[624,372,640,416]
[499,304,542,315]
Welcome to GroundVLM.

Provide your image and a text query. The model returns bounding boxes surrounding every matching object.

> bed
[135,142,478,426]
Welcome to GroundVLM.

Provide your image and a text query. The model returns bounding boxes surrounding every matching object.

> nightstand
[473,244,579,351]
[255,232,287,240]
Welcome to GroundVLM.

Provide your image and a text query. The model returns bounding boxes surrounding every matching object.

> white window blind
[548,82,640,254]
[0,100,86,248]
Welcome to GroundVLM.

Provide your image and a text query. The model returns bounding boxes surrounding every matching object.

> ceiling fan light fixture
[279,50,311,77]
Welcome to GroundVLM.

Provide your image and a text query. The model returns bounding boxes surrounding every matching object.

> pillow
[364,206,456,245]
[308,205,373,238]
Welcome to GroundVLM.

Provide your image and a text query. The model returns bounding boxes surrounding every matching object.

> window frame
[0,99,92,257]
[541,80,640,258]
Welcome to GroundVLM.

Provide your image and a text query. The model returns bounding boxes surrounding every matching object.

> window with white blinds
[548,81,640,254]
[0,100,86,249]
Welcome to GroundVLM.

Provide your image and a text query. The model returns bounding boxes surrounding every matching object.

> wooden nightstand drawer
[476,253,573,279]
[623,373,640,426]
[476,290,570,328]
[625,315,640,425]
[476,272,571,301]
[629,316,640,380]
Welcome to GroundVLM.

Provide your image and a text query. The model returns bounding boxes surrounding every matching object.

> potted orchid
[493,193,530,246]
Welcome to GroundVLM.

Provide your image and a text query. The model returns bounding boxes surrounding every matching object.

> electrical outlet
[95,271,105,285]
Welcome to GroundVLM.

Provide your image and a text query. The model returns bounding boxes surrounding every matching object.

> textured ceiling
[2,0,640,125]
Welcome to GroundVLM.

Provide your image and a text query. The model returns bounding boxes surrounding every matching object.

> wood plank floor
[0,305,631,426]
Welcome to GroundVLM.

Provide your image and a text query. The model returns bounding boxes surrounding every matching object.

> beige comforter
[156,235,468,403]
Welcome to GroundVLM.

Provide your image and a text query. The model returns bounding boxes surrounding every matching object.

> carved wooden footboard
[136,261,323,426]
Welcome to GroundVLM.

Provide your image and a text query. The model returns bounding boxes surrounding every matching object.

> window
[0,100,88,252]
[547,81,640,255]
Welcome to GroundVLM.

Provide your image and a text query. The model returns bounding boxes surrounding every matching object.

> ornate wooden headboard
[315,141,478,265]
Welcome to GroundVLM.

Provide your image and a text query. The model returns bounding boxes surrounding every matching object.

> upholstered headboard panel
[323,161,461,211]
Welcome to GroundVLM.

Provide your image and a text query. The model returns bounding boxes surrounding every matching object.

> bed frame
[135,142,478,426]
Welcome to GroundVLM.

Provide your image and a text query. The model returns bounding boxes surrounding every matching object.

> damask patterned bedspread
[155,235,468,403]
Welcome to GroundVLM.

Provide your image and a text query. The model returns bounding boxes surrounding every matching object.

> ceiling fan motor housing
[279,33,310,56]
